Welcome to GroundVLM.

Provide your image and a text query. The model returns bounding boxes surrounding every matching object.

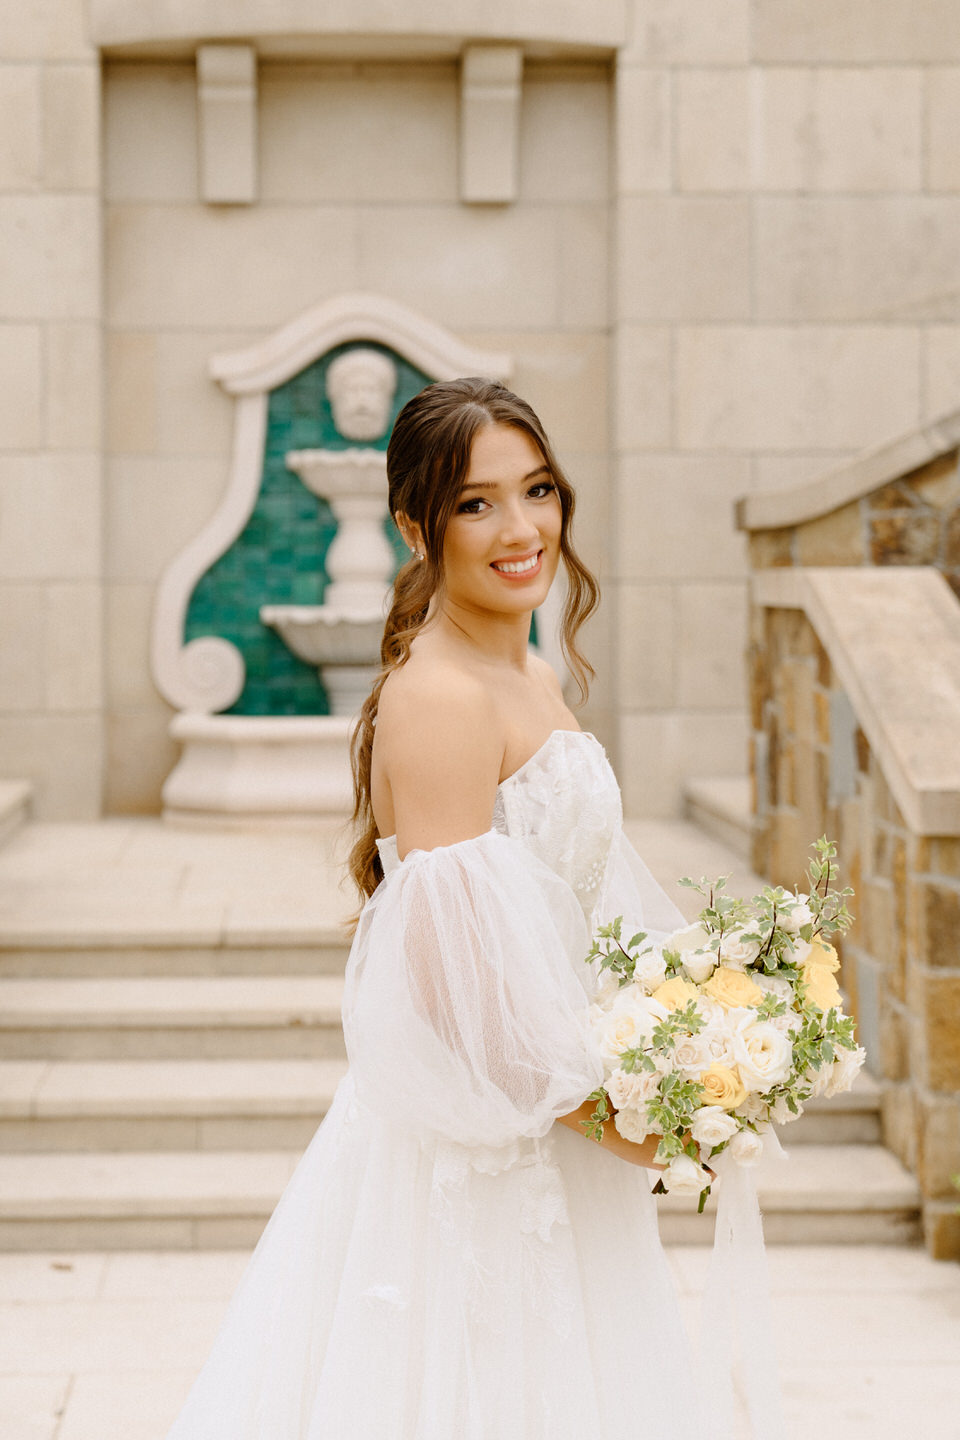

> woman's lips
[490,549,543,580]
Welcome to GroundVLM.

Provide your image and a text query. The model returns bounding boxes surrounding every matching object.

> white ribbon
[698,1129,789,1440]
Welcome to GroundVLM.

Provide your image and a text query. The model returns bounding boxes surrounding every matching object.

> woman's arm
[555,1100,669,1170]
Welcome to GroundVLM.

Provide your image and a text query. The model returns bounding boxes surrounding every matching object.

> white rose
[732,1020,794,1092]
[822,1045,866,1099]
[735,1092,768,1122]
[698,1021,738,1069]
[717,927,763,970]
[771,1093,803,1125]
[683,948,718,984]
[780,892,814,934]
[804,1062,831,1097]
[607,1065,661,1111]
[613,1106,652,1144]
[673,1033,713,1077]
[596,989,669,1070]
[694,995,725,1027]
[665,921,712,955]
[783,936,812,966]
[690,1106,739,1149]
[729,1128,764,1166]
[632,947,668,993]
[769,1008,801,1037]
[755,973,794,1003]
[661,1153,713,1196]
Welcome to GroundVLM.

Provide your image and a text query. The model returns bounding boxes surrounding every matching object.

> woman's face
[440,423,563,618]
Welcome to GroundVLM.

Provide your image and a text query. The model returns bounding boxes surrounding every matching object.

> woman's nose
[498,500,541,544]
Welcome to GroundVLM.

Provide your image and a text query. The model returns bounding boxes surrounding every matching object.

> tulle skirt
[163,1067,712,1440]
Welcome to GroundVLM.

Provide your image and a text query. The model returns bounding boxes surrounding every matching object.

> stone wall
[749,580,960,1258]
[0,2,104,817]
[747,449,960,595]
[101,58,614,811]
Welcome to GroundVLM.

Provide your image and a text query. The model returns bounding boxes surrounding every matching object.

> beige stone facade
[2,1,960,821]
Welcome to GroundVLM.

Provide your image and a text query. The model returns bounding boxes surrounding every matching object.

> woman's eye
[456,481,555,515]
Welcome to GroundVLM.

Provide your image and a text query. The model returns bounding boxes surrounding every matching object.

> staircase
[0,816,921,1251]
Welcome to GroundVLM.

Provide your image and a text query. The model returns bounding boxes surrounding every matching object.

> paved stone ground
[0,1244,957,1439]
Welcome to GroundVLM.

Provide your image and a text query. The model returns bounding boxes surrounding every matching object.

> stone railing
[745,565,960,1257]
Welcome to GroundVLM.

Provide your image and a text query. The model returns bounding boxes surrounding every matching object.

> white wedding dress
[163,729,783,1440]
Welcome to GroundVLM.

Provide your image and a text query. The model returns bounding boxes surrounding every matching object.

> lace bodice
[374,729,623,922]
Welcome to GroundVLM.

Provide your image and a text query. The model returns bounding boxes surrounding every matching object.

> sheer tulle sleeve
[341,830,605,1151]
[596,827,689,941]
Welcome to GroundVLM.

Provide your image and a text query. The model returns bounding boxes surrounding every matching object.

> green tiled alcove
[185,343,540,714]
[185,343,430,715]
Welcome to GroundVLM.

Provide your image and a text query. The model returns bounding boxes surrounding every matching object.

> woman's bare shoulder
[376,658,503,765]
[375,661,505,851]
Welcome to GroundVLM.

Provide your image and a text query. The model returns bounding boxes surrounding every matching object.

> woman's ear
[394,510,424,558]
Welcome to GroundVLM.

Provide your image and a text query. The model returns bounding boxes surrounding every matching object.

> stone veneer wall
[749,590,960,1258]
[747,449,960,597]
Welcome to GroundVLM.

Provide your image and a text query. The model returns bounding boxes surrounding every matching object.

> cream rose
[673,1033,714,1077]
[661,1153,713,1196]
[683,948,718,984]
[606,1064,662,1112]
[652,975,700,1013]
[771,1093,803,1124]
[632,947,668,993]
[698,1063,748,1110]
[800,962,842,1012]
[665,921,712,955]
[780,891,814,934]
[702,965,765,1011]
[596,991,669,1067]
[729,1128,764,1166]
[613,1106,653,1144]
[736,1091,767,1122]
[717,927,763,970]
[822,1044,866,1098]
[690,1105,739,1149]
[731,1020,794,1092]
[783,936,812,967]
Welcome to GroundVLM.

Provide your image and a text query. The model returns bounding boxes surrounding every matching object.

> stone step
[682,776,753,861]
[0,1058,349,1151]
[0,976,347,1060]
[0,938,350,979]
[658,1142,921,1246]
[0,1142,920,1252]
[0,780,32,850]
[0,1058,881,1153]
[784,1069,882,1144]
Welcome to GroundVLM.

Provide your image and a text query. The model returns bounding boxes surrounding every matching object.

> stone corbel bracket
[150,292,513,714]
[197,43,258,204]
[460,44,523,204]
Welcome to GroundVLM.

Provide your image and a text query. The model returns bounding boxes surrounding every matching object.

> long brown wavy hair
[343,377,600,932]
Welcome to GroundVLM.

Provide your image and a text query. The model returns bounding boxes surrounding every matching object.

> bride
[163,378,780,1440]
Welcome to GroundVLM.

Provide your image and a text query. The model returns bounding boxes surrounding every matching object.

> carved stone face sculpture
[325,348,398,442]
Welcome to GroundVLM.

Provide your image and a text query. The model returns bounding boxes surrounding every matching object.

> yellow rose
[702,965,764,1010]
[698,1064,748,1110]
[652,976,700,1012]
[801,961,842,1011]
[806,938,840,973]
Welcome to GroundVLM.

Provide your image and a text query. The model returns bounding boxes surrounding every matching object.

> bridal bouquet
[581,836,865,1210]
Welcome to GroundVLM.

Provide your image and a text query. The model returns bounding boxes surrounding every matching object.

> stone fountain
[151,293,515,826]
[261,442,394,717]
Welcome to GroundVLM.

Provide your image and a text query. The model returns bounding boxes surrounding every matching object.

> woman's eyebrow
[459,465,550,493]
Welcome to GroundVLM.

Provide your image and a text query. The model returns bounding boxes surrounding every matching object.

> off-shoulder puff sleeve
[341,830,605,1151]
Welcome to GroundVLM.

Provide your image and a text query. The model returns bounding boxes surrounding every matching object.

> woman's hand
[557,1103,718,1181]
